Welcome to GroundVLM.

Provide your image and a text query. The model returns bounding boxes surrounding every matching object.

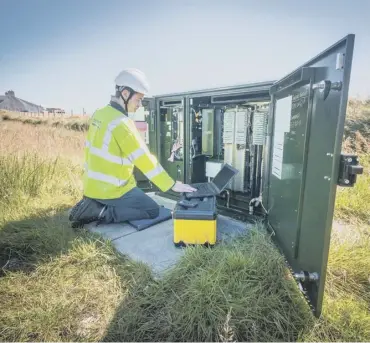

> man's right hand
[171,181,197,193]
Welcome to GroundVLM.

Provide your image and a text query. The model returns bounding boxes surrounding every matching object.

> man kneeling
[69,68,196,227]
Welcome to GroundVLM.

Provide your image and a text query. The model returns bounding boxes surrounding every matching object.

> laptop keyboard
[187,183,215,197]
[194,184,212,192]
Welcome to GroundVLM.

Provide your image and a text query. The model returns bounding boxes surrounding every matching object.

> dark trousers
[93,187,160,224]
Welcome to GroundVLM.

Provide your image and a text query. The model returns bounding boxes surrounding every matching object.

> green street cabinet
[134,34,364,317]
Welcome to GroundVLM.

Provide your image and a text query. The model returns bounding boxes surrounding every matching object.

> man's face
[122,90,144,113]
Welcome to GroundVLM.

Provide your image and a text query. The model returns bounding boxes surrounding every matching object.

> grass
[335,153,370,223]
[0,234,151,341]
[0,100,369,342]
[0,110,89,132]
[104,230,313,342]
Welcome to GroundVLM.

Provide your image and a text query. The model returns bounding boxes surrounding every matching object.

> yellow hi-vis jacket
[83,102,175,199]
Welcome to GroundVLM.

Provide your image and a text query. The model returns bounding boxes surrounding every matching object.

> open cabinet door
[262,34,362,316]
[134,97,159,192]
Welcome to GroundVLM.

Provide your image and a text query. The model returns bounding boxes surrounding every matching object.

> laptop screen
[212,163,239,191]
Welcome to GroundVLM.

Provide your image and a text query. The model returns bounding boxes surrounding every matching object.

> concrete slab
[86,222,137,241]
[113,218,182,275]
[86,193,252,275]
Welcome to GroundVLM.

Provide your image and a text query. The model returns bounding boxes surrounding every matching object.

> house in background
[0,90,44,113]
[45,107,65,115]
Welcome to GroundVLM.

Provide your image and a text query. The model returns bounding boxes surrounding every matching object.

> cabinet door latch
[337,154,363,187]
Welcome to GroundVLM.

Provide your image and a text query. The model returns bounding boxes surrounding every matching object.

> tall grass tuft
[0,153,58,199]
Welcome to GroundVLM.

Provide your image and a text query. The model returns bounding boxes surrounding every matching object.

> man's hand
[171,181,197,193]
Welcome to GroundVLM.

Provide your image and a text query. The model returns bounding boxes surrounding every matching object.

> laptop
[185,163,239,199]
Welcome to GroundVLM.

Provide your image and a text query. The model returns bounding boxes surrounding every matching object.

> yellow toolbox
[173,196,217,247]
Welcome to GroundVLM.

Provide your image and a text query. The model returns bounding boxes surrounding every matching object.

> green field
[0,101,369,342]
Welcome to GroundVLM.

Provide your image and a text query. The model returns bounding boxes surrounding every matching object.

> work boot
[69,197,106,228]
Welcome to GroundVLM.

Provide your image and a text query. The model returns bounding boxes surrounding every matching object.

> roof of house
[0,94,43,112]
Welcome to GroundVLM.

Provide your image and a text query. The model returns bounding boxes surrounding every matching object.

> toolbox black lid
[173,195,217,220]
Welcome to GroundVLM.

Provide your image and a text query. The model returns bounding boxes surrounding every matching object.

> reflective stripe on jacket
[83,102,175,199]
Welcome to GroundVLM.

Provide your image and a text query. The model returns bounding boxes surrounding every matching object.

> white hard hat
[114,68,150,95]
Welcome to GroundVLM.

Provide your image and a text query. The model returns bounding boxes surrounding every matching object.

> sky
[1,0,369,114]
